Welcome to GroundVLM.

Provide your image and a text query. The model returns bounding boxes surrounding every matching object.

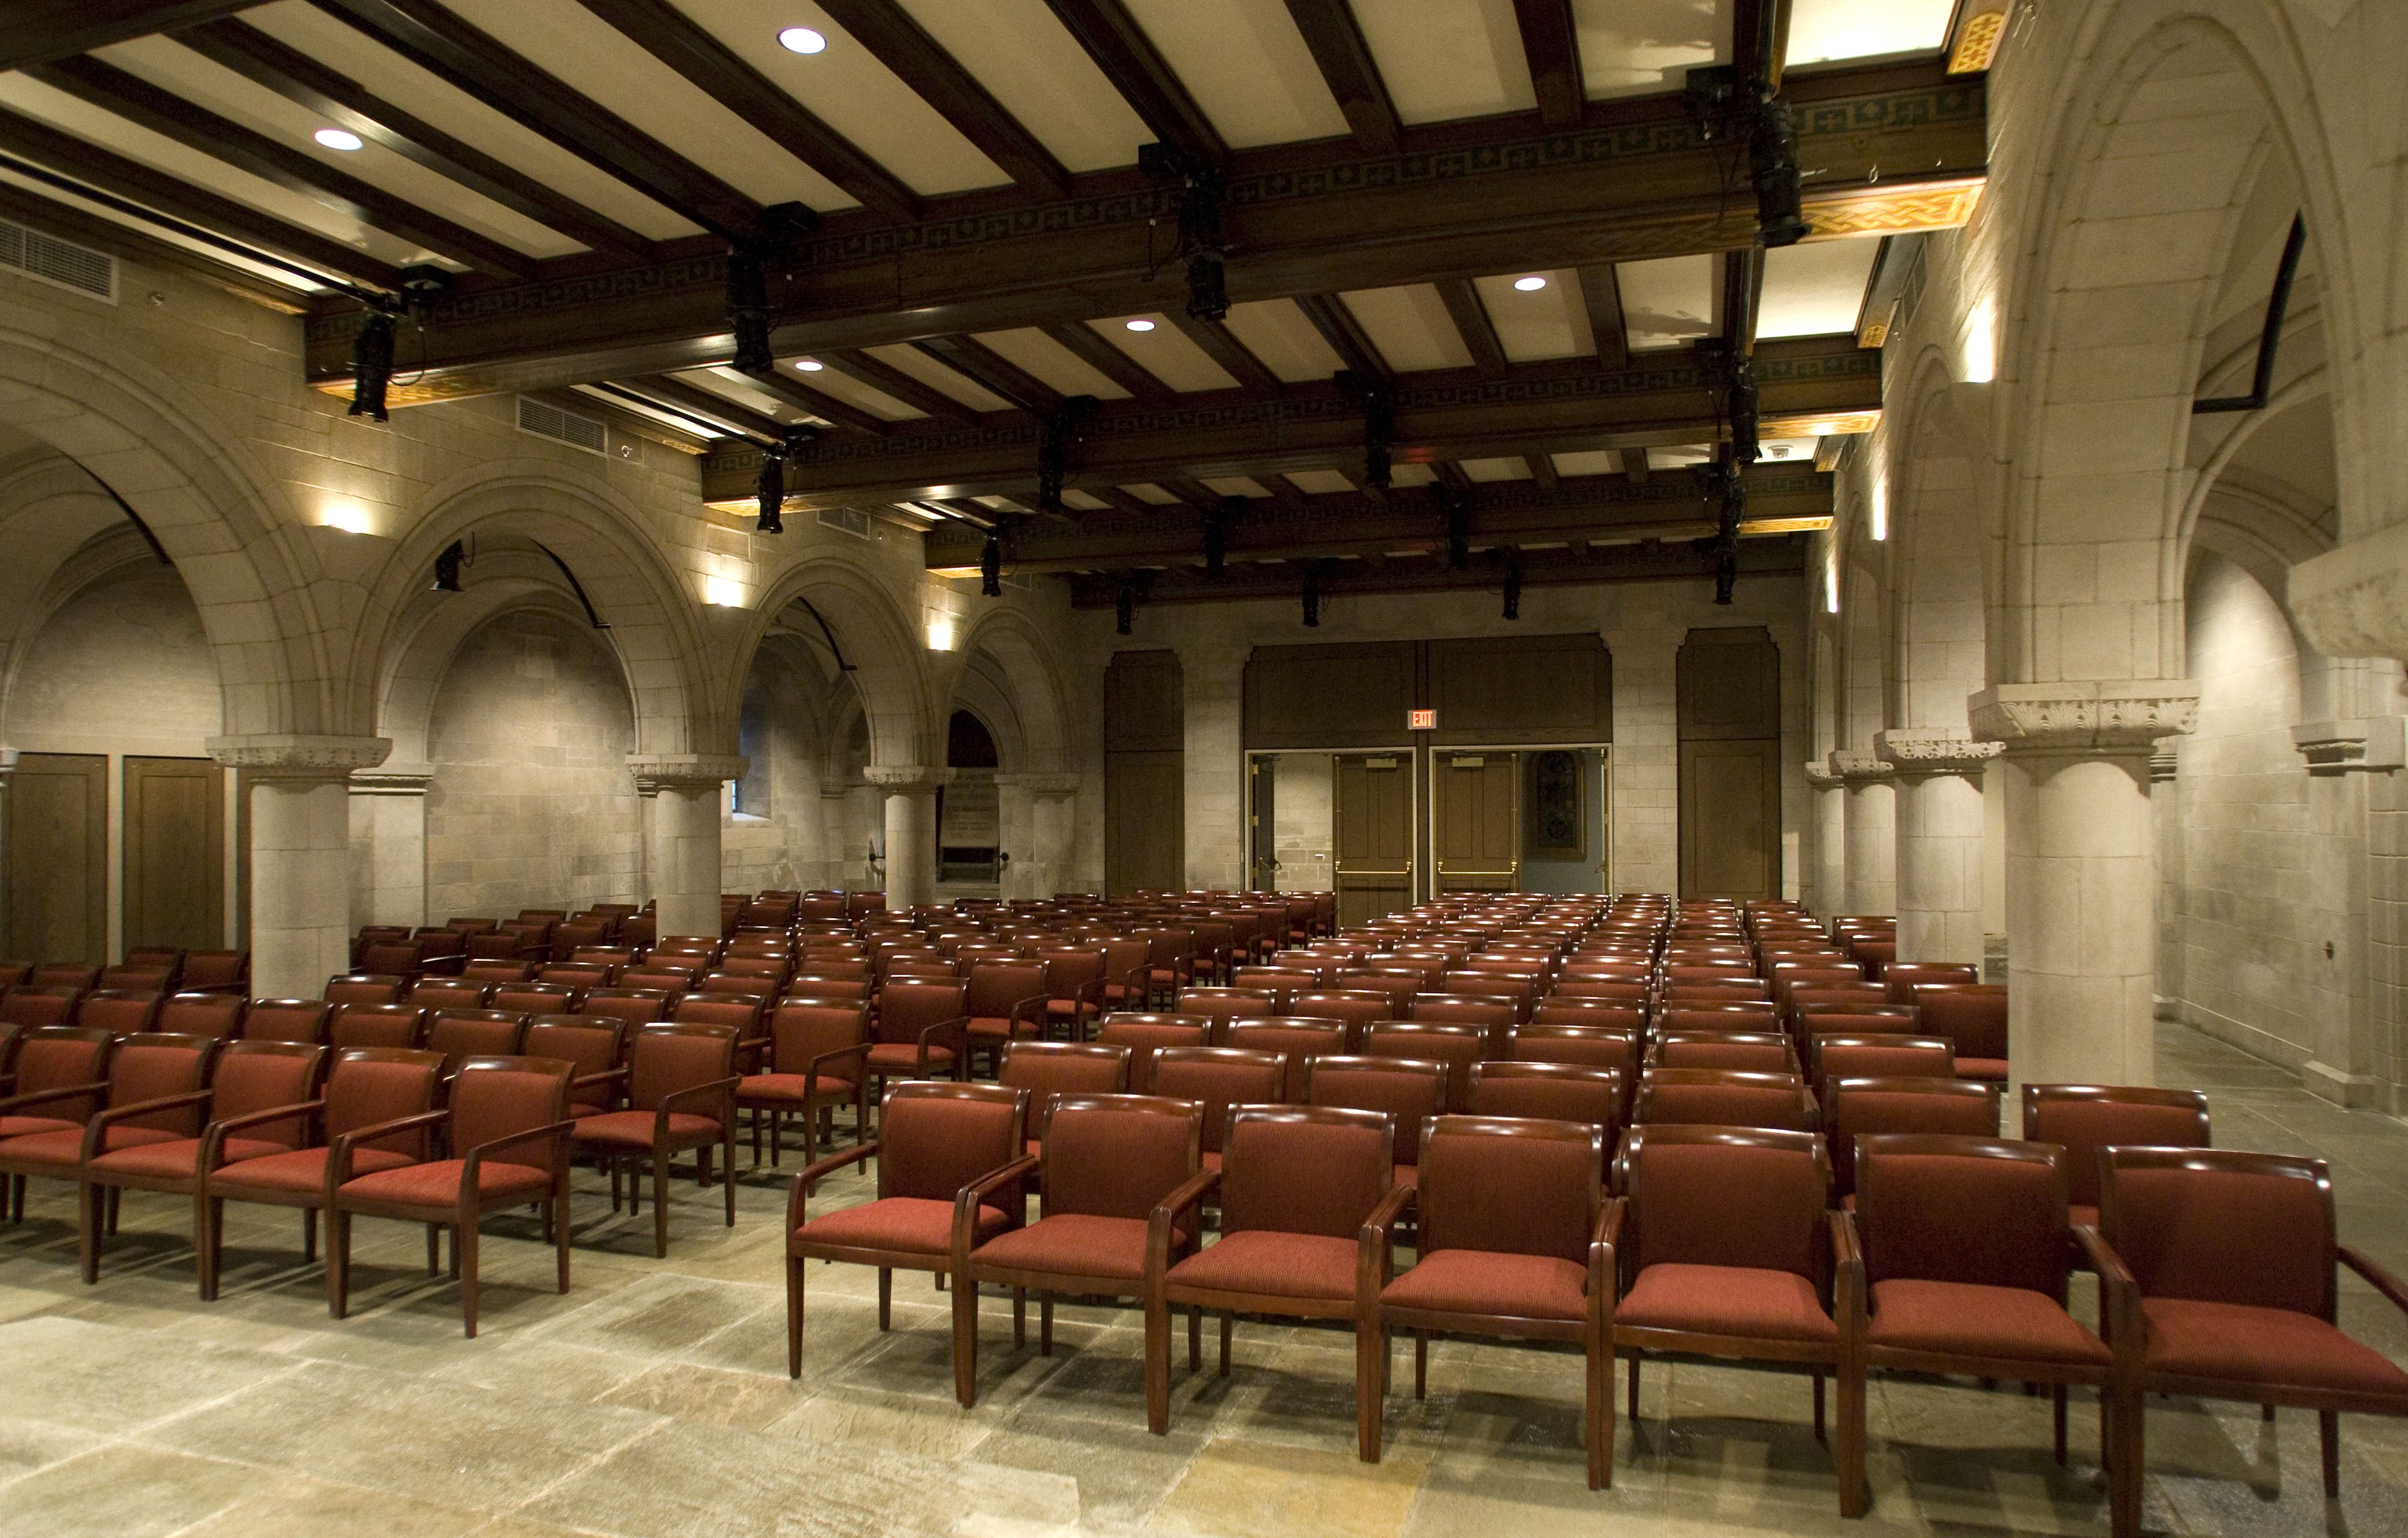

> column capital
[2290,520,2408,661]
[2292,717,2407,776]
[864,764,956,796]
[349,762,437,797]
[1828,750,1893,786]
[993,771,1081,797]
[207,734,391,781]
[626,752,748,793]
[0,745,18,778]
[1803,759,1841,790]
[1875,729,2002,780]
[1968,682,2199,755]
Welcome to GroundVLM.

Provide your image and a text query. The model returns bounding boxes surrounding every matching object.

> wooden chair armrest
[0,1080,105,1114]
[328,1108,447,1188]
[1147,1167,1221,1274]
[199,1098,325,1171]
[1590,1196,1625,1311]
[83,1088,212,1158]
[1357,1182,1416,1298]
[954,1153,1043,1266]
[2340,1246,2408,1316]
[461,1118,578,1188]
[790,1137,879,1225]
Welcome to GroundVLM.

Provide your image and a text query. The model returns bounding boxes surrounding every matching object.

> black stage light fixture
[755,445,786,534]
[431,539,465,593]
[1749,94,1809,248]
[1302,565,1322,628]
[348,306,397,422]
[1503,555,1522,621]
[727,246,773,373]
[980,529,1002,597]
[1115,580,1135,635]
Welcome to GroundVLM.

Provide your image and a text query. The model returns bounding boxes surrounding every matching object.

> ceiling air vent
[516,396,607,456]
[0,219,117,302]
[818,506,872,539]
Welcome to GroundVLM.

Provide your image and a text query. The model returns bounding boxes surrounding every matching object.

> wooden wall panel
[1677,627,1782,900]
[1105,650,1185,893]
[1243,642,1416,749]
[123,757,225,953]
[1104,650,1184,753]
[5,752,107,963]
[1426,634,1612,744]
[1676,625,1781,739]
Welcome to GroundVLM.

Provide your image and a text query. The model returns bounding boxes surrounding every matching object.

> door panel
[124,757,225,953]
[5,752,107,963]
[1105,752,1184,895]
[1333,754,1412,926]
[1248,757,1278,889]
[1434,751,1519,893]
[1680,739,1782,899]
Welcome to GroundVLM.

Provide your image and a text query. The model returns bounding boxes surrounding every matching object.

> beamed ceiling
[0,0,2008,602]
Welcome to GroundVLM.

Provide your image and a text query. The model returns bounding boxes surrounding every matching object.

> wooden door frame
[1423,742,1613,897]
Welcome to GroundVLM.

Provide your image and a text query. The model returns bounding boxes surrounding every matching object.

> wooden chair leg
[878,1267,892,1330]
[2052,1383,2069,1464]
[652,1149,670,1259]
[76,1180,100,1285]
[1413,1329,1428,1399]
[425,1222,440,1275]
[1144,1288,1171,1435]
[105,1186,120,1235]
[1627,1351,1641,1422]
[1218,1311,1233,1376]
[1813,1372,1826,1444]
[722,1130,737,1227]
[1013,1287,1027,1349]
[787,1253,806,1379]
[194,1191,216,1300]
[2109,1384,2144,1538]
[952,1263,980,1408]
[1357,1313,1385,1464]
[1587,1326,1611,1490]
[328,1209,351,1319]
[2321,1409,2342,1499]
[459,1219,479,1338]
[302,1207,316,1264]
[1837,1357,1868,1519]
[553,1184,572,1294]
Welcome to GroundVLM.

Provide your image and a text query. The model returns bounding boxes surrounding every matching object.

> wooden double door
[3,753,225,963]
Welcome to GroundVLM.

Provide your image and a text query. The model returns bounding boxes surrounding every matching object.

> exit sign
[1408,708,1436,731]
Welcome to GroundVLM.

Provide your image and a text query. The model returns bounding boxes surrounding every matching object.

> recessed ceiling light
[1512,275,1547,292]
[315,128,364,152]
[1124,318,1155,332]
[777,26,826,54]
[795,358,824,371]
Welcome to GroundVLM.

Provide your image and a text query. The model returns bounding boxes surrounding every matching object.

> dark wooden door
[1248,756,1278,890]
[123,756,225,952]
[1333,754,1412,925]
[1677,627,1782,899]
[1434,751,1519,893]
[1104,650,1185,895]
[5,752,108,963]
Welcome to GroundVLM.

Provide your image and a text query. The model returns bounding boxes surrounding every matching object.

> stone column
[2150,746,2183,1021]
[208,734,391,1001]
[348,763,434,931]
[628,754,746,942]
[1971,682,2199,1087]
[2288,717,2404,1106]
[1831,751,1896,918]
[866,766,953,912]
[995,772,1080,901]
[1876,731,2000,965]
[1803,758,1844,921]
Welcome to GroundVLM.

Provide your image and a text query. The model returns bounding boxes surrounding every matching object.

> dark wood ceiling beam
[621,375,787,442]
[1164,312,1283,398]
[177,17,658,262]
[736,367,893,435]
[1043,322,1176,403]
[816,349,980,421]
[1293,293,1389,383]
[1579,263,1628,368]
[1095,486,1164,515]
[1624,445,1649,483]
[570,0,918,221]
[1431,460,1474,493]
[811,0,1072,198]
[1509,0,1586,129]
[912,336,1064,416]
[1528,454,1560,489]
[1040,0,1227,170]
[1436,278,1509,377]
[1068,536,1805,607]
[0,107,403,289]
[1281,0,1402,154]
[28,56,538,278]
[0,0,268,71]
[311,0,764,241]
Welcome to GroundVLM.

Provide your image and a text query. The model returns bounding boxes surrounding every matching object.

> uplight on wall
[320,500,373,535]
[704,576,745,607]
[1963,298,1997,384]
[925,615,958,651]
[1825,565,1841,614]
[1869,479,1888,542]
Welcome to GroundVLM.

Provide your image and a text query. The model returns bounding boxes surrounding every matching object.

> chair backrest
[1093,1015,1210,1090]
[105,1032,219,1135]
[1171,987,1276,1022]
[1809,1036,1953,1102]
[100,966,173,993]
[1360,1022,1483,1111]
[616,968,697,993]
[629,1022,738,1115]
[179,950,249,993]
[1,986,84,1028]
[1652,1031,1796,1074]
[1824,1077,2001,1199]
[764,999,868,1075]
[1856,1134,2070,1298]
[998,1041,1132,1137]
[239,999,331,1045]
[523,1015,631,1084]
[32,963,101,990]
[1416,1114,1603,1263]
[876,981,968,1045]
[1288,990,1392,1037]
[1505,1025,1636,1077]
[324,975,404,1006]
[7,1026,115,1117]
[75,989,164,1036]
[1633,1069,1817,1131]
[405,978,492,1012]
[668,993,763,1039]
[1151,1046,1286,1155]
[207,1041,329,1147]
[155,992,246,1040]
[447,1056,574,1173]
[2020,1084,2210,1211]
[1468,1058,1622,1124]
[1530,1001,1647,1032]
[1218,1105,1394,1238]
[1614,1125,1828,1280]
[2100,1147,2334,1317]
[963,962,1049,1020]
[427,1009,528,1066]
[783,973,869,1002]
[1654,1002,1781,1033]
[1036,949,1106,993]
[329,1002,430,1050]
[540,963,613,991]
[1039,1093,1203,1220]
[1221,1020,1345,1100]
[1302,1054,1447,1167]
[571,986,670,1034]
[1914,983,2009,1062]
[875,1081,1029,1202]
[1884,962,1979,1004]
[323,1046,445,1157]
[489,981,579,1015]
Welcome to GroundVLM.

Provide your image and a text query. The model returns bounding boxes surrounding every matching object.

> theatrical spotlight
[1749,93,1809,248]
[431,539,465,593]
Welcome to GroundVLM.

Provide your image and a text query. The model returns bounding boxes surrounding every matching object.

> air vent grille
[0,219,117,302]
[818,506,873,539]
[516,396,606,455]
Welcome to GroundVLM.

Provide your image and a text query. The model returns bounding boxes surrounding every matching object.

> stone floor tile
[1148,1436,1427,1538]
[0,1443,269,1538]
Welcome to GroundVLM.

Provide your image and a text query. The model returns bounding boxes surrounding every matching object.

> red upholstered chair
[1146,1106,1398,1434]
[1368,1116,1614,1485]
[1292,990,1401,1046]
[155,993,246,1041]
[32,964,101,990]
[1223,1019,1345,1101]
[1794,1006,1921,1049]
[1031,949,1110,1040]
[1361,1022,1484,1112]
[1550,980,1651,1006]
[540,962,614,993]
[962,962,1052,1067]
[998,1041,1133,1156]
[868,981,971,1093]
[738,999,871,1170]
[1170,986,1277,1027]
[1335,970,1423,1015]
[327,1055,575,1337]
[523,1016,633,1121]
[782,974,870,1005]
[1653,1004,1783,1035]
[578,987,674,1036]
[324,975,405,1006]
[617,967,698,994]
[570,1022,741,1258]
[1429,979,1535,1027]
[0,1027,119,1219]
[1856,1133,2134,1530]
[1094,1015,1209,1092]
[1230,966,1322,1004]
[491,981,578,1016]
[1507,1024,1638,1077]
[784,1081,1032,1375]
[1651,1030,1797,1074]
[1532,1001,1647,1033]
[1,1032,216,1228]
[1914,983,2009,1082]
[2022,1084,2209,1232]
[1151,1046,1286,1172]
[1808,1036,1954,1106]
[328,1002,430,1051]
[123,947,185,986]
[239,999,332,1045]
[405,978,492,1014]
[1883,962,1978,1004]
[425,1009,528,1074]
[74,990,165,1037]
[79,1041,327,1285]
[954,1093,1205,1407]
[1608,1126,1864,1511]
[2,987,84,1030]
[1303,1054,1448,1195]
[1468,1061,1623,1143]
[2097,1147,2408,1509]
[1634,1069,1817,1131]
[1823,1077,2001,1206]
[179,950,249,995]
[462,959,542,985]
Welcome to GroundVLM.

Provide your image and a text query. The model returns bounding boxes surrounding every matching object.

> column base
[2303,1059,2383,1110]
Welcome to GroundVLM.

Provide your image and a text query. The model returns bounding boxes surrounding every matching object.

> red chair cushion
[2142,1298,2408,1397]
[571,1110,723,1150]
[338,1157,552,1209]
[1381,1248,1587,1322]
[2070,1202,2100,1232]
[89,1137,284,1180]
[1957,1058,2010,1083]
[796,1196,1010,1258]
[1166,1230,1356,1303]
[866,1043,955,1071]
[972,1213,1157,1284]
[1867,1279,2109,1366]
[1615,1262,1837,1343]
[738,1071,857,1106]
[0,1126,181,1166]
[211,1146,415,1195]
[0,1116,79,1140]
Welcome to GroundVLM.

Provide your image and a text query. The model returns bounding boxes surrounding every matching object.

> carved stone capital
[1827,750,1893,786]
[626,753,749,793]
[2290,522,2408,663]
[993,772,1082,798]
[349,762,437,797]
[863,764,956,797]
[1967,682,2199,755]
[207,734,391,781]
[1874,729,2001,780]
[1802,760,1841,790]
[2292,717,2407,776]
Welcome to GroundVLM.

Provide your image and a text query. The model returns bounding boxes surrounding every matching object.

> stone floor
[3,1022,2407,1538]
